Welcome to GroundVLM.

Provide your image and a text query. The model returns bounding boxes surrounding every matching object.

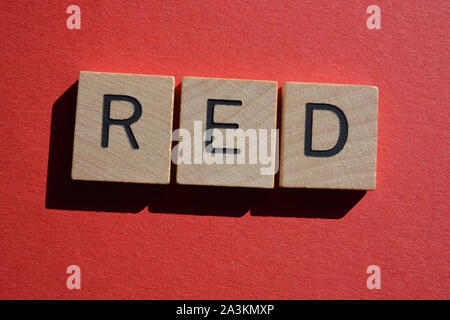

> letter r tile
[280,82,378,190]
[176,77,278,188]
[72,71,174,184]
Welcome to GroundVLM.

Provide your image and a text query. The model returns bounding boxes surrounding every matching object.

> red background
[1,1,448,299]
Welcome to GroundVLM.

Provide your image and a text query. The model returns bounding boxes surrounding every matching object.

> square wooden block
[280,82,378,190]
[72,71,174,184]
[176,77,278,188]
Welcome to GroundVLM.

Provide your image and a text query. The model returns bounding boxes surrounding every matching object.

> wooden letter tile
[176,77,278,188]
[72,71,174,184]
[279,82,378,190]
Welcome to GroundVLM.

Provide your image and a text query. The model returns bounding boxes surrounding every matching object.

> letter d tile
[72,71,174,184]
[280,82,378,190]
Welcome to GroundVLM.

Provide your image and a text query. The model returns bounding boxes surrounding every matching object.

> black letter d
[304,103,348,157]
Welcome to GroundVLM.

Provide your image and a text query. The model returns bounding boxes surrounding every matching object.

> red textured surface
[0,1,449,299]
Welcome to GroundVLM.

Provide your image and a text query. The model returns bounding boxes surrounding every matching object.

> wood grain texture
[176,76,277,188]
[72,71,174,184]
[280,82,378,190]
